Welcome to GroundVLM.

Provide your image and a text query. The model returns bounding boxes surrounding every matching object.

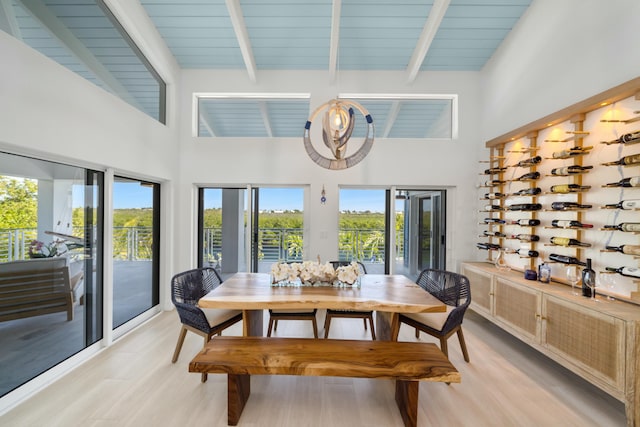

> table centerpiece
[270,260,361,287]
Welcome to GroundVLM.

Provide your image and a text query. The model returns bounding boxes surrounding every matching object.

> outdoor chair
[323,261,375,340]
[398,268,471,362]
[171,267,243,382]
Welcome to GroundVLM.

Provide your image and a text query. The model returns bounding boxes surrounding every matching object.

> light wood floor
[0,309,626,426]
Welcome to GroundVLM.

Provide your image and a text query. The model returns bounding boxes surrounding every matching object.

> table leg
[395,379,419,427]
[376,312,400,341]
[242,310,263,336]
[227,374,250,426]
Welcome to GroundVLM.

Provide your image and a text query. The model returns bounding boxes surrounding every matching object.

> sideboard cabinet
[461,262,639,426]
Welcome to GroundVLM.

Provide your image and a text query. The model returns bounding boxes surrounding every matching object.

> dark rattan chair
[323,261,375,340]
[398,269,471,362]
[171,267,243,382]
[267,308,319,338]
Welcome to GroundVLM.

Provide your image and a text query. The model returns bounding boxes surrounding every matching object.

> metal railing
[203,227,401,264]
[0,227,154,262]
[3,226,403,264]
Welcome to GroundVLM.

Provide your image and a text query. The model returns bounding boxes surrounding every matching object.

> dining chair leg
[171,326,188,363]
[368,316,376,340]
[311,318,319,339]
[267,317,275,337]
[415,328,420,339]
[323,314,332,339]
[457,327,470,362]
[363,318,368,330]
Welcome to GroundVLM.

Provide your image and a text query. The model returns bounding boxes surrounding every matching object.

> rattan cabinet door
[541,295,625,393]
[494,277,541,343]
[463,264,493,317]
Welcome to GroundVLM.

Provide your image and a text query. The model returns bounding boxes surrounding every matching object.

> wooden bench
[0,258,75,322]
[189,336,460,427]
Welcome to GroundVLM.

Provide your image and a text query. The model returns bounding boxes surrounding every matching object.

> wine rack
[478,78,640,304]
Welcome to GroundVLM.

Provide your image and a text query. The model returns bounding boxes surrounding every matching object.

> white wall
[480,0,640,142]
[176,69,482,273]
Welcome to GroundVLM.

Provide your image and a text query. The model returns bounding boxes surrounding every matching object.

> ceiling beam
[198,112,217,137]
[382,101,401,138]
[258,101,273,138]
[0,0,22,39]
[225,0,257,83]
[405,0,450,84]
[17,0,141,108]
[328,0,342,84]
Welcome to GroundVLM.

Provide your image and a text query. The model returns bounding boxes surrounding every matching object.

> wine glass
[566,266,580,295]
[590,275,600,302]
[600,273,615,301]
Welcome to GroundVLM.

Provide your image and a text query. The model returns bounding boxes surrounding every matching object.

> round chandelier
[303,99,375,170]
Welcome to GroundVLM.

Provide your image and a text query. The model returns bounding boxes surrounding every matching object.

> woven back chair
[398,268,471,362]
[171,267,243,381]
[323,261,375,340]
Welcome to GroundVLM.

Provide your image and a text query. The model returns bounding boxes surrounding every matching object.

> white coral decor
[270,261,361,286]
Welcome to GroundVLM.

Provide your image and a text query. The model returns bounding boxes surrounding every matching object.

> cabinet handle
[489,292,495,296]
[535,314,541,319]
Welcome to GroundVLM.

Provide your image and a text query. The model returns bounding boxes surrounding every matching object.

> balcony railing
[3,226,403,264]
[0,227,154,262]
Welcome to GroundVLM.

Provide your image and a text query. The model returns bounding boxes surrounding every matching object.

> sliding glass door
[0,152,103,397]
[394,189,446,279]
[198,187,304,275]
[112,177,159,329]
[250,187,304,273]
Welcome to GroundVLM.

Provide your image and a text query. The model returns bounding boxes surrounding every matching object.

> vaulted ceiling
[1,0,532,138]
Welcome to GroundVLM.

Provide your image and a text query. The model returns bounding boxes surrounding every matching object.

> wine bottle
[483,179,506,187]
[483,231,507,238]
[603,222,640,232]
[484,167,508,175]
[484,192,506,199]
[509,219,541,226]
[514,171,540,181]
[549,253,586,266]
[605,245,640,256]
[605,266,640,279]
[550,237,591,247]
[510,234,540,242]
[550,165,593,176]
[508,203,542,211]
[484,204,503,211]
[514,249,539,258]
[602,131,640,145]
[601,153,640,166]
[514,156,542,167]
[549,184,591,194]
[603,176,640,187]
[581,258,595,297]
[477,242,501,250]
[551,146,593,159]
[551,201,592,210]
[484,217,506,224]
[551,220,593,229]
[511,187,542,196]
[603,199,640,210]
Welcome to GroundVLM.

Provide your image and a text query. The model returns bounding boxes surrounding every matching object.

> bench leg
[227,374,250,426]
[395,380,419,427]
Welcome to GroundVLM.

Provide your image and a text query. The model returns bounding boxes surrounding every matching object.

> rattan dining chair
[398,268,471,362]
[323,261,375,340]
[171,267,243,382]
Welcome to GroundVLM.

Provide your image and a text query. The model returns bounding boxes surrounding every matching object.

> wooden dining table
[198,272,446,341]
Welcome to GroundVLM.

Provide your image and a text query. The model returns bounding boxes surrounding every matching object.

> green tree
[0,176,38,229]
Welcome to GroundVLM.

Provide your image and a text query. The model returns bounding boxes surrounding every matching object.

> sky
[76,184,394,212]
[203,188,388,212]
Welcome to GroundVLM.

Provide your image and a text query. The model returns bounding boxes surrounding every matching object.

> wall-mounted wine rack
[478,77,640,303]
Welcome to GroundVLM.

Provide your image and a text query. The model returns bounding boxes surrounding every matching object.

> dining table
[198,272,446,341]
